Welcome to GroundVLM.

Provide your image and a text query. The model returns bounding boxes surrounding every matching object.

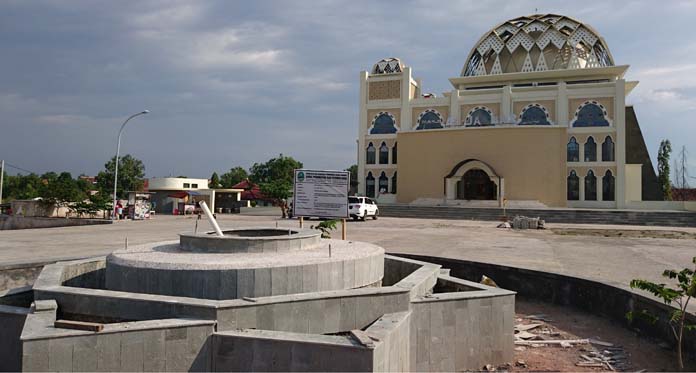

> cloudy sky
[1,0,695,181]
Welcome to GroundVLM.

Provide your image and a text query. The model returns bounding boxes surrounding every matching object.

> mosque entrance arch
[444,159,504,206]
[457,169,497,200]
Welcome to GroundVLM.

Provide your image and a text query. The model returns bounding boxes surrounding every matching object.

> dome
[461,14,614,77]
[372,57,404,74]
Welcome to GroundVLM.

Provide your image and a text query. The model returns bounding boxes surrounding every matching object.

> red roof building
[232,179,267,201]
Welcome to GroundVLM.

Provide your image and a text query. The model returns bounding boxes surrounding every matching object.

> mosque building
[357,14,662,209]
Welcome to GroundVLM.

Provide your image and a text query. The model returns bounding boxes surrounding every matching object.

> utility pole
[0,159,4,205]
[679,146,689,189]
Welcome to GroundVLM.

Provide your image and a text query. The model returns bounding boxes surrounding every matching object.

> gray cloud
[0,0,694,180]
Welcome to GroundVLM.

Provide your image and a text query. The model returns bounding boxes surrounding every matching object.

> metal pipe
[199,201,224,237]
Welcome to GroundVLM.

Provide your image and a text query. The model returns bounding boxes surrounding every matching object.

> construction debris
[526,313,552,322]
[511,216,545,229]
[515,338,589,346]
[513,312,635,371]
[515,323,542,332]
[54,319,104,332]
[576,346,630,371]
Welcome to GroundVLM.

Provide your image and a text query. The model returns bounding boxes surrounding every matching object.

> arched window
[602,170,615,201]
[416,110,443,130]
[366,143,376,164]
[379,142,389,164]
[602,136,615,162]
[585,170,597,201]
[567,137,579,162]
[584,137,597,162]
[392,142,397,164]
[573,102,610,127]
[391,172,397,194]
[465,107,493,127]
[567,170,579,200]
[366,172,375,198]
[370,113,397,134]
[519,105,550,125]
[378,172,389,194]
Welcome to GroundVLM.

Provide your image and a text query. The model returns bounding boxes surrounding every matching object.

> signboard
[293,169,349,218]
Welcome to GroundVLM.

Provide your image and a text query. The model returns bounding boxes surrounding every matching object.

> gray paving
[1,213,694,295]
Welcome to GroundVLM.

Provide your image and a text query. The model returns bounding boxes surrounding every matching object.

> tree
[2,173,42,201]
[249,154,303,217]
[658,139,673,201]
[96,154,145,198]
[628,257,695,371]
[346,164,358,194]
[209,172,221,189]
[311,220,338,238]
[220,167,248,188]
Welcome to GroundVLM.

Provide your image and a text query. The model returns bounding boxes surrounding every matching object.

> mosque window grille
[370,112,398,134]
[518,103,551,125]
[584,136,597,162]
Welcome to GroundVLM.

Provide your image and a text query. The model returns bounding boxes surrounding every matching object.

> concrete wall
[0,216,111,230]
[213,330,373,372]
[0,262,48,292]
[216,288,410,333]
[0,305,29,372]
[21,314,214,372]
[212,311,412,372]
[396,127,567,206]
[409,275,515,372]
[366,311,411,372]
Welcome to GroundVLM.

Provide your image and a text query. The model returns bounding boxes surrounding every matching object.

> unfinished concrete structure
[6,226,515,371]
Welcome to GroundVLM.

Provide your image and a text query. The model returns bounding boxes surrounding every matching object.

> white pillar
[501,85,512,124]
[357,71,368,196]
[450,89,460,125]
[400,67,412,131]
[557,82,568,126]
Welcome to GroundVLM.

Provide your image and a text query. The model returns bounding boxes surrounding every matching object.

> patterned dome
[462,14,614,77]
[372,57,404,74]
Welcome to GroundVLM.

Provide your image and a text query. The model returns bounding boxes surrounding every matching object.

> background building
[357,14,663,209]
[147,177,242,214]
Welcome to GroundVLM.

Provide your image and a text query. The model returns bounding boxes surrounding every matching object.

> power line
[2,162,38,175]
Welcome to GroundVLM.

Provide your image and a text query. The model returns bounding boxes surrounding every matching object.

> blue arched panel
[520,107,550,125]
[370,114,397,134]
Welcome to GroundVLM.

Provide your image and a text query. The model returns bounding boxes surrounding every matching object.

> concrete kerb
[179,227,322,253]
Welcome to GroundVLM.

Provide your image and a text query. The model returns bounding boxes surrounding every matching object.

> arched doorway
[456,169,497,200]
[445,159,503,206]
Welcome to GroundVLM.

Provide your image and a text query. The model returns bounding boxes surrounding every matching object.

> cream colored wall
[396,127,567,206]
[460,103,501,123]
[625,164,642,202]
[569,97,614,123]
[411,106,450,129]
[368,80,401,100]
[513,100,556,123]
[367,109,401,131]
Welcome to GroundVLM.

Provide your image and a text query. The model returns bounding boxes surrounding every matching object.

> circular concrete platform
[105,228,384,300]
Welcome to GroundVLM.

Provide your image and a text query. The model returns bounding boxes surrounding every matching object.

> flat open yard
[1,212,694,297]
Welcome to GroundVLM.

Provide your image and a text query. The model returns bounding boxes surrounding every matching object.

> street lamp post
[112,110,149,219]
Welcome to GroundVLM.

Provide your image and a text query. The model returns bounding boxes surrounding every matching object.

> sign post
[293,169,350,240]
